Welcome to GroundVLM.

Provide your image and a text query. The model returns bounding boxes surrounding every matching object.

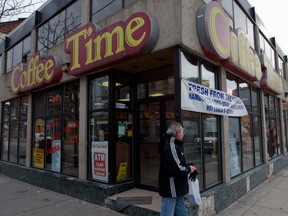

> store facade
[1,0,288,214]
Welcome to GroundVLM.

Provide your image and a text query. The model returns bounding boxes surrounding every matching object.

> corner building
[1,0,288,215]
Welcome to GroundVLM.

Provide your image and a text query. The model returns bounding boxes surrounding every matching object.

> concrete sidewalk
[216,166,288,216]
[0,174,126,216]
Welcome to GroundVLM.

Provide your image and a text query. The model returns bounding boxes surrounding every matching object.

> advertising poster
[92,141,108,182]
[52,140,61,172]
[229,137,241,176]
[33,148,44,169]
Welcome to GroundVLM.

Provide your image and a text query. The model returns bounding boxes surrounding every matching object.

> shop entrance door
[138,99,175,189]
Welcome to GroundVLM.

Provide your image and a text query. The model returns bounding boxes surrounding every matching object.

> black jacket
[158,136,190,197]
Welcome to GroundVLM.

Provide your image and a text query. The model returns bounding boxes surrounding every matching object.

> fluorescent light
[118,98,130,102]
[149,93,164,97]
[101,81,122,87]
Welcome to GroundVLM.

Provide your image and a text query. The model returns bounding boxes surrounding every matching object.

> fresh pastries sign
[64,12,159,76]
[181,79,248,117]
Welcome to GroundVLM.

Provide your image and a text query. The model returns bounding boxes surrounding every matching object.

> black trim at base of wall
[0,162,135,206]
[201,154,288,214]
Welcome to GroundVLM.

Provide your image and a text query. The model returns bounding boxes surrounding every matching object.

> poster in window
[33,148,44,169]
[92,141,108,182]
[229,137,241,176]
[52,140,61,172]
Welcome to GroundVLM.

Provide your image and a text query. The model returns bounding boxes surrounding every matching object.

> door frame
[135,96,175,191]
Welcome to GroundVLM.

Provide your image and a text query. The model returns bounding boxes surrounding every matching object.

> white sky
[248,0,288,55]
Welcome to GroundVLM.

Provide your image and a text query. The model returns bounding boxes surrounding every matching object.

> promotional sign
[51,140,61,173]
[181,79,248,117]
[229,137,241,176]
[65,12,159,76]
[91,141,108,182]
[33,148,44,169]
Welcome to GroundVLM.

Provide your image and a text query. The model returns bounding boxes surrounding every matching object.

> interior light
[118,98,130,102]
[101,81,122,87]
[149,93,165,97]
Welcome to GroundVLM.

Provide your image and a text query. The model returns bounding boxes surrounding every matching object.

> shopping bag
[187,178,202,205]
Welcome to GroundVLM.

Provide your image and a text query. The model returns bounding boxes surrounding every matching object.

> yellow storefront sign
[33,148,44,169]
[116,162,127,182]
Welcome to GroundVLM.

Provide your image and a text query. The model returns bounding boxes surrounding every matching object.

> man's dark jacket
[158,136,190,197]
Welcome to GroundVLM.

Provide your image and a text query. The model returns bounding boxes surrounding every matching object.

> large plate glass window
[181,51,221,190]
[32,82,79,176]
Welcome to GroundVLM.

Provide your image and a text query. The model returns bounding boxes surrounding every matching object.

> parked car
[195,136,216,154]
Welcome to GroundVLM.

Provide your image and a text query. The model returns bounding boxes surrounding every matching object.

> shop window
[137,66,174,99]
[5,35,31,73]
[88,72,134,184]
[278,56,284,78]
[259,34,276,70]
[181,51,221,189]
[37,1,81,51]
[32,82,79,176]
[222,0,255,49]
[89,76,109,183]
[227,74,263,177]
[115,73,132,183]
[283,107,288,153]
[0,55,2,74]
[265,94,281,159]
[1,97,28,164]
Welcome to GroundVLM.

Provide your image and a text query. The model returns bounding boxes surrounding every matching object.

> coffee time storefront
[1,0,288,214]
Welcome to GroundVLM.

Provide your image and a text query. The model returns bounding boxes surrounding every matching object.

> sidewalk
[216,166,288,216]
[0,174,126,216]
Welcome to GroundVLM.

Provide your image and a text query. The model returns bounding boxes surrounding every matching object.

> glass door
[138,100,175,189]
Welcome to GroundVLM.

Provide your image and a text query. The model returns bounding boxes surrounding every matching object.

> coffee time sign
[11,52,63,94]
[11,12,158,95]
[196,2,282,95]
[64,12,159,76]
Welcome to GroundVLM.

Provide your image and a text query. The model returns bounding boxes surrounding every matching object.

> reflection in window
[48,88,62,116]
[222,1,254,48]
[115,73,132,183]
[90,76,109,110]
[89,75,110,182]
[259,34,275,69]
[226,73,263,176]
[63,115,79,176]
[202,63,216,88]
[6,35,31,73]
[32,82,79,176]
[137,66,174,99]
[37,1,81,51]
[265,94,281,159]
[283,108,288,153]
[1,97,28,165]
[181,52,199,83]
[229,117,241,176]
[181,51,221,189]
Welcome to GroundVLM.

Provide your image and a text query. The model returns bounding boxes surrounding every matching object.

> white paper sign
[51,140,61,173]
[181,79,248,117]
[91,141,108,182]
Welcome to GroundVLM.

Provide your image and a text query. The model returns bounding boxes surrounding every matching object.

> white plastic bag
[187,178,202,205]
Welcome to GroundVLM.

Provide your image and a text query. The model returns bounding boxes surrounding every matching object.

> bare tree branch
[0,0,46,22]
